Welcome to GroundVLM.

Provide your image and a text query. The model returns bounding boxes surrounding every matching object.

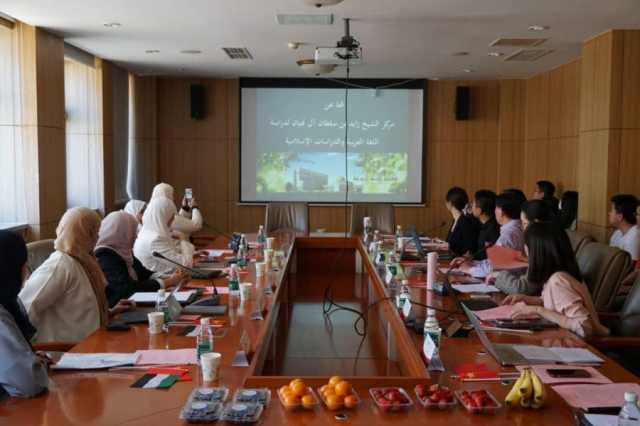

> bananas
[505,368,546,409]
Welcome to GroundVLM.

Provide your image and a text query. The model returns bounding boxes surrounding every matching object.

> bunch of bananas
[505,368,546,409]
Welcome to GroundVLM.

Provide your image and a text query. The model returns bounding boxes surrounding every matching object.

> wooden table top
[1,232,637,425]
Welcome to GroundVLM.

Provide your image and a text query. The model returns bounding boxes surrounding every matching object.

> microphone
[151,251,222,296]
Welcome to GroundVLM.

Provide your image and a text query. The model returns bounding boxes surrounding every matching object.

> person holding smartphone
[150,183,203,240]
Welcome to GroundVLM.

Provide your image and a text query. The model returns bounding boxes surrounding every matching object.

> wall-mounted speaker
[455,86,471,120]
[190,84,205,120]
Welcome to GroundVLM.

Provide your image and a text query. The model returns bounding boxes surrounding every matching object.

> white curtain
[64,58,104,211]
[0,25,27,223]
[112,65,129,205]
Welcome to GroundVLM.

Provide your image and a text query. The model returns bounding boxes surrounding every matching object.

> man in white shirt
[608,194,640,261]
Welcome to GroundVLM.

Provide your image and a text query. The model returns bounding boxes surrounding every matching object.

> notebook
[128,290,197,305]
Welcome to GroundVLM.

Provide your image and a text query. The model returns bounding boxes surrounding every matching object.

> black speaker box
[455,86,471,120]
[190,84,205,120]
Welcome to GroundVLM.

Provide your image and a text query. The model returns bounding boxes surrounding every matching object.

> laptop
[461,303,531,366]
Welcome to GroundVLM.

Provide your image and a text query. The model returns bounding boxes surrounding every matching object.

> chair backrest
[566,230,595,254]
[576,241,633,311]
[349,204,395,235]
[614,273,640,337]
[265,203,308,234]
[26,239,55,274]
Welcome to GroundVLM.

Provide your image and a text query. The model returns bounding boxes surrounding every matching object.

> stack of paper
[452,284,500,294]
[52,353,140,370]
[512,345,604,364]
[134,349,197,365]
[129,290,196,304]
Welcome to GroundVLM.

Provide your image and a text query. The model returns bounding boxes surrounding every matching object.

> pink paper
[553,383,640,409]
[203,286,229,295]
[135,349,198,365]
[516,365,612,385]
[487,246,528,271]
[474,305,537,321]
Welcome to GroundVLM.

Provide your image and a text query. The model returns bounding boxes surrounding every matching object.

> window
[0,25,27,224]
[64,53,104,211]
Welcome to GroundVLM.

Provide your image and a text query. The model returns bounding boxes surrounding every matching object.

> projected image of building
[294,168,328,191]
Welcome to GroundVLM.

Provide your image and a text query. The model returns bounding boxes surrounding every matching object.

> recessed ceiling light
[528,25,549,31]
[487,52,504,57]
[463,68,474,73]
[180,50,202,54]
[452,51,469,56]
[145,49,160,54]
[103,22,121,28]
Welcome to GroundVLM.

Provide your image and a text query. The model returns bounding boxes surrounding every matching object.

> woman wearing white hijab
[123,200,146,225]
[95,211,185,307]
[133,197,195,274]
[150,182,203,239]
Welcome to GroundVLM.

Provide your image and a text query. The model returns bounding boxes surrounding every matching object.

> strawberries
[370,387,413,412]
[415,384,455,409]
[456,390,500,414]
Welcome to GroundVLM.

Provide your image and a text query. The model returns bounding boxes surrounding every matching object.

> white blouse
[133,230,195,274]
[172,208,203,239]
[19,251,101,343]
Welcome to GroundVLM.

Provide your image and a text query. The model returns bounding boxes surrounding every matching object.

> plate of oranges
[317,376,360,411]
[277,379,319,411]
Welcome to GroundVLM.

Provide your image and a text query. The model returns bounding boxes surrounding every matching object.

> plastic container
[414,385,456,410]
[369,387,414,412]
[180,401,222,423]
[317,387,361,411]
[232,388,271,407]
[221,402,264,424]
[277,386,319,411]
[455,390,501,414]
[188,387,229,403]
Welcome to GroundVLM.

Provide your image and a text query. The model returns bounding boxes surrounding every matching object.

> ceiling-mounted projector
[303,0,344,7]
[315,18,363,64]
[296,59,337,76]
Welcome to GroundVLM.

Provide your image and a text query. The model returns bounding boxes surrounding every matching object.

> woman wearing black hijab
[0,231,48,398]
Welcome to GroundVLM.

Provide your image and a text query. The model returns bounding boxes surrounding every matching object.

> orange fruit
[301,394,315,409]
[334,381,352,397]
[290,378,304,388]
[290,381,306,397]
[325,394,342,411]
[284,395,299,406]
[328,376,343,386]
[344,395,358,408]
[279,385,289,395]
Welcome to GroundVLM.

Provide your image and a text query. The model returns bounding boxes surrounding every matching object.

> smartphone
[546,368,592,379]
[185,188,193,200]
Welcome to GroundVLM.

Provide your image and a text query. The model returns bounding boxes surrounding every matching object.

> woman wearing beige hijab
[19,208,134,343]
[150,182,203,239]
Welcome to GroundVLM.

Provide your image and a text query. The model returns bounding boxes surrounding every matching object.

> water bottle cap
[200,318,210,326]
[624,392,637,402]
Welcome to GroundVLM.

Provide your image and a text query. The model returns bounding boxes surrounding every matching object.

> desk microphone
[151,251,222,296]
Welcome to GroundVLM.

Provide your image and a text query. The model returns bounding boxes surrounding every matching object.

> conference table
[1,231,637,425]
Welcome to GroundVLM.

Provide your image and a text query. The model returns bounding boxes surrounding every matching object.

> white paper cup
[266,237,276,249]
[240,283,253,302]
[201,352,221,382]
[148,312,165,335]
[263,249,273,266]
[255,262,266,277]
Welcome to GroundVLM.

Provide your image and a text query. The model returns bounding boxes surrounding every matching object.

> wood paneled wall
[155,79,528,236]
[128,75,158,200]
[523,59,581,194]
[577,30,640,241]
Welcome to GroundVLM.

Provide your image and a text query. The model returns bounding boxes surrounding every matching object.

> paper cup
[255,262,266,277]
[201,352,221,382]
[148,312,165,335]
[263,249,273,266]
[240,283,253,302]
[266,237,276,249]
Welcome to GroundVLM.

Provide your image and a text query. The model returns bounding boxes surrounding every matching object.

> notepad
[52,353,140,370]
[474,305,537,321]
[512,345,603,364]
[553,383,640,410]
[129,290,196,304]
[134,349,198,365]
[486,245,528,271]
[451,284,500,293]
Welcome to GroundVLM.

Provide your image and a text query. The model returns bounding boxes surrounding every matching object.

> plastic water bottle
[155,289,169,323]
[423,310,442,349]
[237,242,248,267]
[394,225,403,253]
[228,264,240,295]
[618,392,640,425]
[396,279,410,310]
[196,318,214,363]
[257,225,266,245]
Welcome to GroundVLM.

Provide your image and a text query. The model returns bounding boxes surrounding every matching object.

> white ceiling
[3,0,640,79]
